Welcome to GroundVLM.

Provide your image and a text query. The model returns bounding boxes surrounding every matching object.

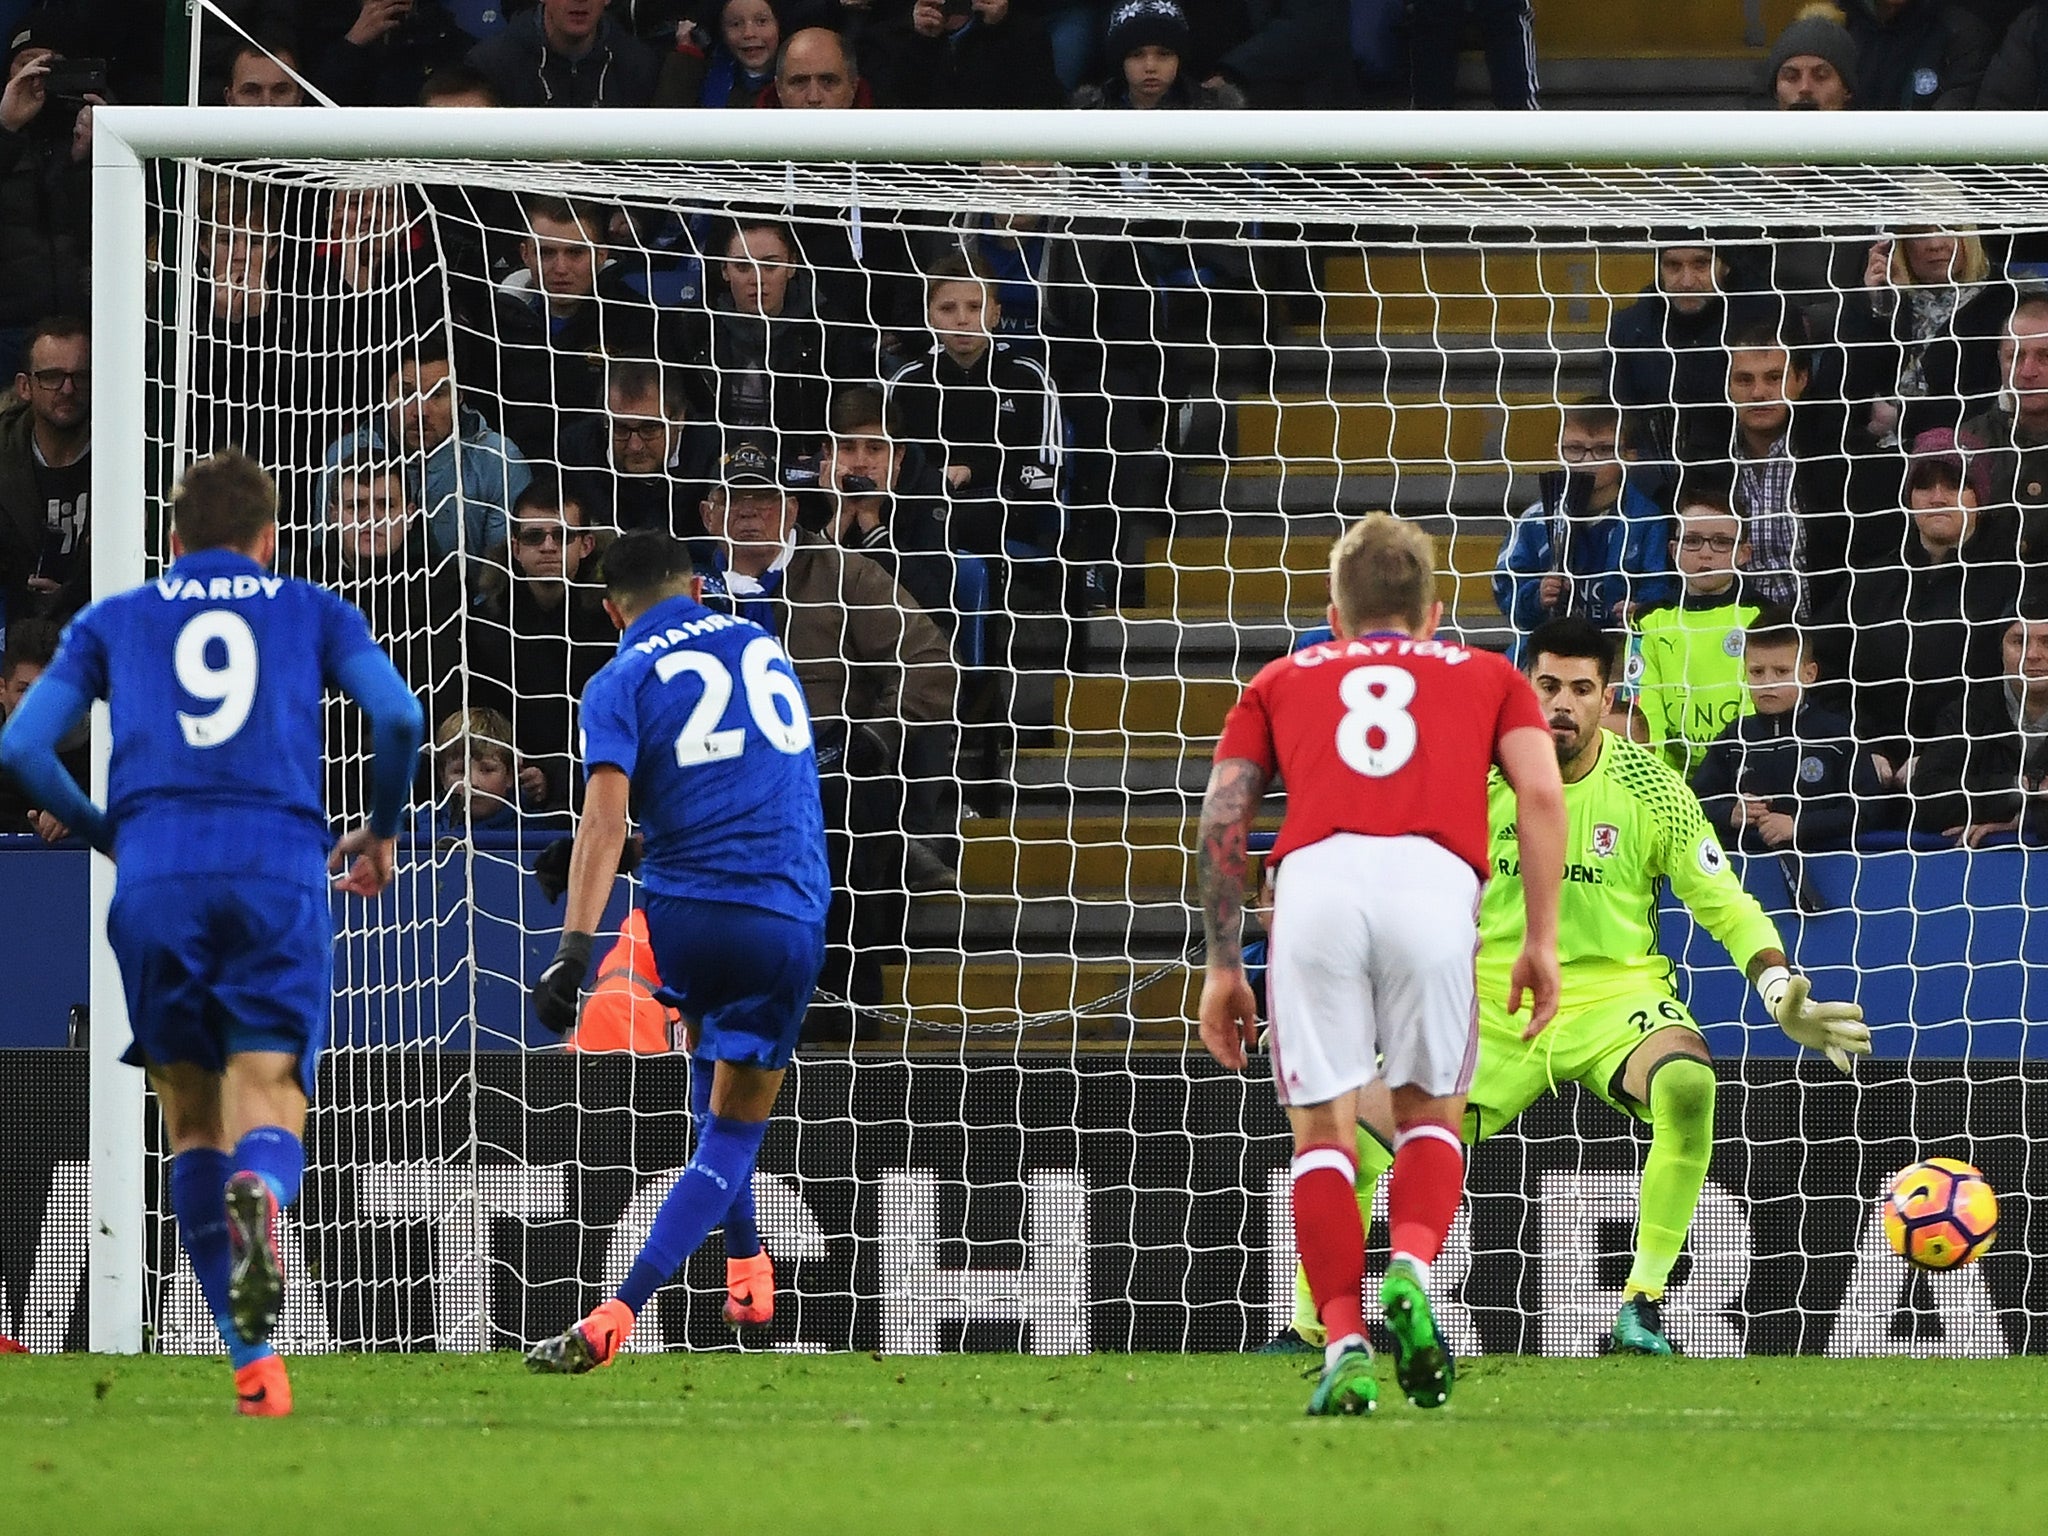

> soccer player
[0,449,425,1415]
[524,530,829,1372]
[1198,514,1568,1417]
[1276,615,1870,1357]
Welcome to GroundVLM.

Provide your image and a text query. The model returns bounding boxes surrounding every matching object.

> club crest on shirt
[1799,755,1825,784]
[1591,822,1620,859]
[1723,628,1746,658]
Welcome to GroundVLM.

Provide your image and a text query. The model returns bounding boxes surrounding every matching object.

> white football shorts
[1265,832,1480,1106]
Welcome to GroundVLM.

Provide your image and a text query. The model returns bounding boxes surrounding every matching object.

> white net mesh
[124,144,2048,1356]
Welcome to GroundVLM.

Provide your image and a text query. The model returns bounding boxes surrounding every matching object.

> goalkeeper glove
[1757,966,1870,1073]
[532,931,595,1035]
[531,834,644,904]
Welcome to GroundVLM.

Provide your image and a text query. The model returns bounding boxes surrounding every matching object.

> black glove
[531,834,645,904]
[532,931,595,1034]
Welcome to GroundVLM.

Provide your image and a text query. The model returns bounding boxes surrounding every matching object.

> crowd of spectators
[5,0,2048,1039]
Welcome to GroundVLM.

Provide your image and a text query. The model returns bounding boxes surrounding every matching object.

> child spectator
[1071,0,1243,109]
[1493,399,1676,660]
[887,251,1062,564]
[1694,611,1878,854]
[1626,485,1760,778]
[657,0,780,106]
[417,708,570,842]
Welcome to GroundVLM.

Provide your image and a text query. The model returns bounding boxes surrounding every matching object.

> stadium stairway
[886,241,1656,1052]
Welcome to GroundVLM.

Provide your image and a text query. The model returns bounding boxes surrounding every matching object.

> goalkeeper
[1276,616,1868,1355]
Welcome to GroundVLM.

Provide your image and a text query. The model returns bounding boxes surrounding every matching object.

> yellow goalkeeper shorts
[1462,982,1704,1141]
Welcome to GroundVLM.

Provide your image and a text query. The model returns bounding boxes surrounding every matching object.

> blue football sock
[232,1125,304,1208]
[169,1148,272,1370]
[617,1114,770,1315]
[692,1061,762,1260]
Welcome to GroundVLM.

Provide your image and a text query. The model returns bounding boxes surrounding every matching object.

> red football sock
[1292,1144,1366,1345]
[1387,1121,1465,1265]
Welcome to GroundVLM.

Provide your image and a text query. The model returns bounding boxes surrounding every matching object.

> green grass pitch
[2,1353,2045,1535]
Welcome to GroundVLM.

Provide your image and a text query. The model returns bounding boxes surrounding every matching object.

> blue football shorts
[642,894,826,1070]
[107,875,332,1097]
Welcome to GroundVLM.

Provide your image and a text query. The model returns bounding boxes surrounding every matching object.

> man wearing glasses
[1493,397,1676,665]
[562,359,718,543]
[0,314,90,626]
[468,476,615,812]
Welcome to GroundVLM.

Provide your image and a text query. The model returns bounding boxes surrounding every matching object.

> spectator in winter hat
[1071,0,1244,109]
[1768,4,1857,108]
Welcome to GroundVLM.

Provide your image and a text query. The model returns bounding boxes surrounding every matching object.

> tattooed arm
[1195,755,1270,1070]
[1197,755,1270,968]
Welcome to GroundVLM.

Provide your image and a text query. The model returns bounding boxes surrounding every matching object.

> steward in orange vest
[563,909,684,1054]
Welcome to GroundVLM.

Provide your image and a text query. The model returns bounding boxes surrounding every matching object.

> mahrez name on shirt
[155,574,286,601]
[628,612,741,656]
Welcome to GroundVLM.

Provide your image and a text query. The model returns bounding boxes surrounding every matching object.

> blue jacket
[322,407,532,572]
[1493,477,1676,656]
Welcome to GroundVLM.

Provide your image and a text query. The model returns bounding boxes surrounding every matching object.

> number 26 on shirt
[657,636,812,766]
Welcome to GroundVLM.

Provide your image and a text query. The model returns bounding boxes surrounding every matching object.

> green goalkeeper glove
[1758,967,1870,1073]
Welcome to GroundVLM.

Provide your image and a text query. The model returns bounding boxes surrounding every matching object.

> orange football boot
[525,1298,634,1374]
[234,1355,292,1418]
[724,1250,775,1327]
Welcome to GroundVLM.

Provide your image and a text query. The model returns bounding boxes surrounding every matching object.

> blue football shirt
[578,592,830,924]
[41,546,395,887]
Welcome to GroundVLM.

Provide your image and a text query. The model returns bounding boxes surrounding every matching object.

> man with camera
[881,0,1064,109]
[0,22,99,377]
[314,0,494,106]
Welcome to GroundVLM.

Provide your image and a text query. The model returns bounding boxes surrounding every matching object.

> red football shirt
[1214,634,1547,880]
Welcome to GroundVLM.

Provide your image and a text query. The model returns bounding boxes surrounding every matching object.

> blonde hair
[1890,230,1991,288]
[434,707,516,774]
[1329,513,1436,633]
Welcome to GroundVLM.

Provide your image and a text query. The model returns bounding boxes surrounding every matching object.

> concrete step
[1533,1,1791,53]
[1056,672,1244,743]
[904,890,1201,951]
[959,814,1195,898]
[1234,392,1563,470]
[1321,250,1653,337]
[1173,466,1527,520]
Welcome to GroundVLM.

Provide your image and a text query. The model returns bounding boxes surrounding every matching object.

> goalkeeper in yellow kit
[1277,617,1869,1355]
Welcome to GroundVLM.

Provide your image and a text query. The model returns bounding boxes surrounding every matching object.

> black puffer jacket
[0,113,88,329]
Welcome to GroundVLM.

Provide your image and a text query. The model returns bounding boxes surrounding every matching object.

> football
[1882,1158,1999,1270]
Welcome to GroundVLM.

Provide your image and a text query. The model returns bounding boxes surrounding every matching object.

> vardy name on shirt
[155,574,286,602]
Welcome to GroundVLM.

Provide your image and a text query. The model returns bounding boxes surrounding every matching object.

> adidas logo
[998,399,1015,413]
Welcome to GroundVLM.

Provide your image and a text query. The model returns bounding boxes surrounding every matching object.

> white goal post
[81,106,2048,1357]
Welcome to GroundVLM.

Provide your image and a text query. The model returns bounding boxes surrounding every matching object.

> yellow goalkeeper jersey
[1476,730,1782,999]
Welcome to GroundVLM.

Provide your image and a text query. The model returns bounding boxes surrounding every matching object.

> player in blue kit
[0,450,425,1416]
[525,530,830,1373]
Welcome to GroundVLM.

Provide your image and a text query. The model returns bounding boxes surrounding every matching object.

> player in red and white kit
[1197,513,1566,1417]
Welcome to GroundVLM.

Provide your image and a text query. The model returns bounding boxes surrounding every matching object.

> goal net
[66,108,2048,1359]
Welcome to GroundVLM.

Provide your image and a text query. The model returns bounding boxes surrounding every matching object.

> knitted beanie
[1105,0,1190,62]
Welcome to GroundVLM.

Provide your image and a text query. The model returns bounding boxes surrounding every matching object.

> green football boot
[1611,1295,1676,1356]
[1381,1258,1454,1409]
[1304,1339,1379,1416]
